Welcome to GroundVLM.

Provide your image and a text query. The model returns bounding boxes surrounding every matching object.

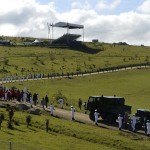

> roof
[0,40,10,43]
[90,96,124,99]
[52,22,84,29]
[137,109,150,112]
[32,39,43,43]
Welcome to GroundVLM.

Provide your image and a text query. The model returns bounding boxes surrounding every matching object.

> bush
[52,90,68,104]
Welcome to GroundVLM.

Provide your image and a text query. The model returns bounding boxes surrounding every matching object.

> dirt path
[0,100,117,129]
[0,100,145,135]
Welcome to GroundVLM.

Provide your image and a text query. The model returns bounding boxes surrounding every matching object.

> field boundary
[1,63,150,84]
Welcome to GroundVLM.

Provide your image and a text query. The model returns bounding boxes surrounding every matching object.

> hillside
[0,40,150,79]
[1,37,150,150]
[0,104,150,150]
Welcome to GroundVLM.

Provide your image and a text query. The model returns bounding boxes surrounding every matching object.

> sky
[0,0,150,46]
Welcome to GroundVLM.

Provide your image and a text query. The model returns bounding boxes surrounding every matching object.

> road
[0,100,145,135]
[0,65,149,84]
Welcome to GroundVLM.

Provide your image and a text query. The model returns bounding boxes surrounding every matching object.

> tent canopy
[52,22,84,29]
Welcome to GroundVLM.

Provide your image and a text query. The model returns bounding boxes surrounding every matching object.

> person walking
[29,93,33,108]
[33,93,37,106]
[118,114,123,130]
[50,104,54,116]
[131,114,136,132]
[71,106,75,120]
[45,95,49,108]
[94,109,99,125]
[124,112,129,129]
[146,120,150,136]
[78,98,82,110]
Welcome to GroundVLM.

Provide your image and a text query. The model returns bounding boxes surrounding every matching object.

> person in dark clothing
[124,112,129,129]
[45,95,49,108]
[33,93,37,106]
[9,108,14,123]
[78,98,82,110]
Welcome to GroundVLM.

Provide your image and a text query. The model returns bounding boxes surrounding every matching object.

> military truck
[135,109,150,130]
[87,95,132,123]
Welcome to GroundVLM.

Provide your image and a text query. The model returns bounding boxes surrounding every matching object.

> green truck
[87,96,132,123]
[135,109,150,130]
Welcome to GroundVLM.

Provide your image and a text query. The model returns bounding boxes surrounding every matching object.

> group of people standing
[1,73,45,83]
[118,113,150,136]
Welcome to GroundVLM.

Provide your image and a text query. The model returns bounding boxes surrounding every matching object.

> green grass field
[0,107,150,150]
[1,40,150,149]
[3,67,150,113]
[0,43,150,79]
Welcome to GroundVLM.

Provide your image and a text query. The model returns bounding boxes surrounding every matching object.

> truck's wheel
[89,112,95,121]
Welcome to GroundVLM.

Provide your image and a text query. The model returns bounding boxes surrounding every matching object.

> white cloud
[96,0,121,10]
[137,0,150,14]
[71,1,91,10]
[0,0,57,38]
[0,0,150,46]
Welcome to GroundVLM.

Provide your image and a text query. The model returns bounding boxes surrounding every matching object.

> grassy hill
[0,106,150,150]
[0,41,150,79]
[4,67,150,113]
[1,38,150,150]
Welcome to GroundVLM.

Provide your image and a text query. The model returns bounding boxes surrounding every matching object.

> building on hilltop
[0,40,11,46]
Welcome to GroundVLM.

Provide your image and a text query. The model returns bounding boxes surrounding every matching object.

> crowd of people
[117,113,150,136]
[0,85,39,106]
[0,84,150,136]
[0,84,75,120]
[1,73,45,83]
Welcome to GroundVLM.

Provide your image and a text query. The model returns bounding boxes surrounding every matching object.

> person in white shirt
[146,120,150,136]
[50,104,54,116]
[71,106,75,120]
[118,114,123,130]
[30,93,33,108]
[94,109,99,125]
[131,114,136,131]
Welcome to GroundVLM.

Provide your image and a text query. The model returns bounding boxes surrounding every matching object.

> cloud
[137,0,150,14]
[96,0,121,10]
[0,0,150,46]
[71,1,91,10]
[0,0,57,38]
